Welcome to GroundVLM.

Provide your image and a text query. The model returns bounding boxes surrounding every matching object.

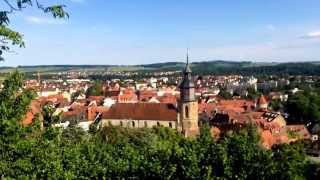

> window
[157,122,160,127]
[144,121,148,128]
[169,122,172,128]
[120,121,123,127]
[108,121,112,126]
[132,121,135,127]
[185,106,189,118]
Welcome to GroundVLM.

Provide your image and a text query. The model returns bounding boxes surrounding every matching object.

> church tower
[179,51,199,137]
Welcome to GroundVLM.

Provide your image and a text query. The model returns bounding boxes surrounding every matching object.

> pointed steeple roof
[258,95,268,105]
[179,49,194,89]
[184,49,192,73]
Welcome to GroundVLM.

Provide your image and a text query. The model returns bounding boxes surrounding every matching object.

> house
[269,92,288,102]
[38,87,60,97]
[118,89,138,103]
[138,90,157,102]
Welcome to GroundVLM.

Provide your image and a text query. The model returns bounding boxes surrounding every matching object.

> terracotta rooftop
[199,99,256,114]
[258,95,268,105]
[102,103,178,121]
[158,94,177,104]
[118,93,138,103]
[22,100,42,125]
[286,125,311,140]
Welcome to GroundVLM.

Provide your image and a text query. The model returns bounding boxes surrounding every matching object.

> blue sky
[1,0,320,66]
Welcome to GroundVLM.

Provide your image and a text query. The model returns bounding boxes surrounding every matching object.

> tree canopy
[86,81,104,97]
[286,89,320,126]
[0,71,318,179]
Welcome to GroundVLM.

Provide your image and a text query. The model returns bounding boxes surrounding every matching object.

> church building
[99,53,199,137]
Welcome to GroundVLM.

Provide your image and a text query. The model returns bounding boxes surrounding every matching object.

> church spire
[187,48,189,64]
[184,48,192,73]
[179,49,199,138]
[179,49,195,102]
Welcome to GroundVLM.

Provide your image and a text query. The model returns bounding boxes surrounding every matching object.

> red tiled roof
[62,106,88,121]
[38,94,67,106]
[88,106,109,121]
[88,96,105,105]
[158,94,177,104]
[258,95,268,105]
[22,100,42,125]
[22,112,35,125]
[139,90,157,101]
[199,99,256,114]
[286,125,311,139]
[102,103,178,121]
[88,96,105,101]
[118,93,138,103]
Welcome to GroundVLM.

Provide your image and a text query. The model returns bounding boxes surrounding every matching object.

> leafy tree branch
[0,0,69,61]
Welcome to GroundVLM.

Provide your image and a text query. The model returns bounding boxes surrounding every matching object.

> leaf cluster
[0,0,68,60]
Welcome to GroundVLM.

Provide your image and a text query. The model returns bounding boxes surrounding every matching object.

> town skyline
[1,1,320,178]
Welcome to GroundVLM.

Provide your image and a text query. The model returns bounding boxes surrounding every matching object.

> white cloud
[301,31,320,39]
[25,16,67,25]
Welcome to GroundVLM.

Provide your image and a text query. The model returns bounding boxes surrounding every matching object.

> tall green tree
[0,71,37,177]
[286,90,320,125]
[86,82,104,97]
[0,71,35,143]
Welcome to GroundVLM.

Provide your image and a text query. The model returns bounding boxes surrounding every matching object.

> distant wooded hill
[1,61,320,76]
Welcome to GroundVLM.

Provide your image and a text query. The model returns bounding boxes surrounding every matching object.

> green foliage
[86,81,103,97]
[0,71,35,143]
[271,142,308,179]
[0,122,317,179]
[286,89,320,125]
[0,25,24,61]
[71,89,85,102]
[218,89,233,99]
[42,104,60,127]
[269,99,283,112]
[246,87,260,100]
